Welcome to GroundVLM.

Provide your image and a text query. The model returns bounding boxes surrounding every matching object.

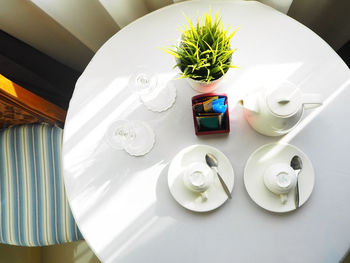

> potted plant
[163,9,238,93]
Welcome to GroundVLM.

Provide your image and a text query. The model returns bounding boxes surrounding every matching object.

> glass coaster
[105,120,136,150]
[106,120,155,156]
[129,67,176,112]
[141,81,176,112]
[123,121,155,156]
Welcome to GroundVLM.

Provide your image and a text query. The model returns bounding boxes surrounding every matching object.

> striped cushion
[0,123,83,246]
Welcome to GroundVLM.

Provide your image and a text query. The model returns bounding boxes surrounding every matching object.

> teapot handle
[302,94,323,109]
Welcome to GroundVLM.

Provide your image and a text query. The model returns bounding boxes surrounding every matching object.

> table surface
[62,1,350,262]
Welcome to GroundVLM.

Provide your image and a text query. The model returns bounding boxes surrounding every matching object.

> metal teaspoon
[205,153,232,199]
[290,155,303,208]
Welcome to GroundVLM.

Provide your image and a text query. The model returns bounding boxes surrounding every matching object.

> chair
[0,75,83,246]
[0,123,83,246]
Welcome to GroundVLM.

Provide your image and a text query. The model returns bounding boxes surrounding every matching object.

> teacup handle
[302,94,323,109]
[279,194,288,204]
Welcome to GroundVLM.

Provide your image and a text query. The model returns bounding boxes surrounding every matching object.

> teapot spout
[239,96,259,113]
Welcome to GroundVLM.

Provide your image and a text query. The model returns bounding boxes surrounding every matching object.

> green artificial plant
[163,9,238,83]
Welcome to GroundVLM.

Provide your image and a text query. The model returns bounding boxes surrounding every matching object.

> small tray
[191,93,230,136]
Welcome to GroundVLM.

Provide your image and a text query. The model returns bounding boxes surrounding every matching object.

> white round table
[62,1,350,262]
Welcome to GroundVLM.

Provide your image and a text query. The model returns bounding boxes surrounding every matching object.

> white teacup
[183,162,213,201]
[263,163,297,204]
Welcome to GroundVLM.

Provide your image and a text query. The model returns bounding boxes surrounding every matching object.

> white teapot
[240,82,322,136]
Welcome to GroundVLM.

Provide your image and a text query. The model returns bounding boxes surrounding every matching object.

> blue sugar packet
[212,98,225,106]
[212,98,227,113]
[213,103,227,113]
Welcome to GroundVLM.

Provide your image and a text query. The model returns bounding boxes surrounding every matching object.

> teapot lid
[266,82,302,117]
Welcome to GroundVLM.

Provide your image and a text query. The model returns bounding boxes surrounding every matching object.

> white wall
[288,0,350,50]
[0,0,94,71]
[258,0,293,13]
[99,0,172,28]
[30,0,119,52]
[99,0,150,28]
[0,0,347,72]
[184,0,293,14]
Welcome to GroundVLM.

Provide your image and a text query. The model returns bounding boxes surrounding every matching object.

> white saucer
[168,145,234,212]
[244,142,315,213]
